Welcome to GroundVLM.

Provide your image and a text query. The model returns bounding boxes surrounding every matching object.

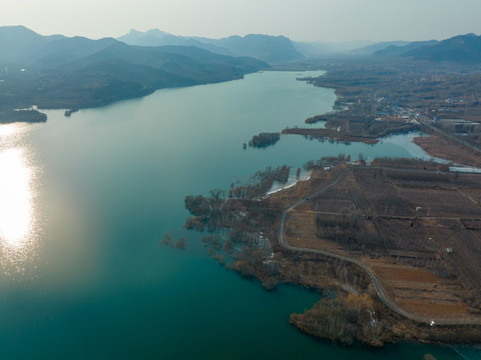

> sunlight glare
[0,148,34,248]
[0,122,23,137]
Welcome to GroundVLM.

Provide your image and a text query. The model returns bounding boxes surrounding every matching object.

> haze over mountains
[0,26,267,118]
[118,30,305,63]
[399,33,481,62]
[1,25,481,123]
[117,29,481,62]
[118,29,378,60]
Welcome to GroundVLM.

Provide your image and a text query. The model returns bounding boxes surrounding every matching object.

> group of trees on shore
[228,165,290,199]
[183,165,290,233]
[290,292,389,347]
[304,153,351,170]
[179,165,292,290]
[184,189,225,232]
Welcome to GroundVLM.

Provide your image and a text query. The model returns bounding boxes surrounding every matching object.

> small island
[248,132,281,148]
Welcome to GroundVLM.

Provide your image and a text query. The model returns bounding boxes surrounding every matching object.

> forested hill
[373,33,481,63]
[403,33,481,62]
[0,26,268,120]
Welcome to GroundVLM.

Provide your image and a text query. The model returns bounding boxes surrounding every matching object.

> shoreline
[178,65,481,349]
[266,171,311,197]
[183,158,481,347]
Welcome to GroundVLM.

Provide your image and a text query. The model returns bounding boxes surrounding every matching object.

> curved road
[277,166,480,325]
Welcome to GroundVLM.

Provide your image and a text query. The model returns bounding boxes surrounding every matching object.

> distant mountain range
[117,29,404,60]
[0,26,267,118]
[117,29,234,56]
[372,40,438,57]
[119,28,481,63]
[1,26,480,123]
[402,33,481,62]
[294,33,481,62]
[372,33,481,63]
[118,30,305,63]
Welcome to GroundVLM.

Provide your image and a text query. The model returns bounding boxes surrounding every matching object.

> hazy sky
[2,0,481,42]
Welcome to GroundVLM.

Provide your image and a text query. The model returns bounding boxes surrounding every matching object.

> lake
[0,71,472,359]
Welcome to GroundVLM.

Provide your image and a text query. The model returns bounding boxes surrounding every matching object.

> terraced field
[282,165,481,323]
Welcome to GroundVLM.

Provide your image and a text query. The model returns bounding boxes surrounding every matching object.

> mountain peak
[218,34,304,63]
[145,29,170,37]
[0,25,41,37]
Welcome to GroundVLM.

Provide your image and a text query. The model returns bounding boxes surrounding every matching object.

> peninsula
[179,43,481,346]
[182,157,481,346]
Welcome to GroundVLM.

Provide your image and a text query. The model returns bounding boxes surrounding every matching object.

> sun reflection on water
[0,123,40,276]
[0,148,34,247]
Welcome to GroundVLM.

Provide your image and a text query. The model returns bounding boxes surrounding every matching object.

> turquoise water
[0,71,472,359]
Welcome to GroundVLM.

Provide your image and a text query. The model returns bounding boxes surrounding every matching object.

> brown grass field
[283,165,481,322]
[413,134,481,167]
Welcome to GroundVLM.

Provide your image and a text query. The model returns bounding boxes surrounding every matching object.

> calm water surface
[0,71,473,359]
